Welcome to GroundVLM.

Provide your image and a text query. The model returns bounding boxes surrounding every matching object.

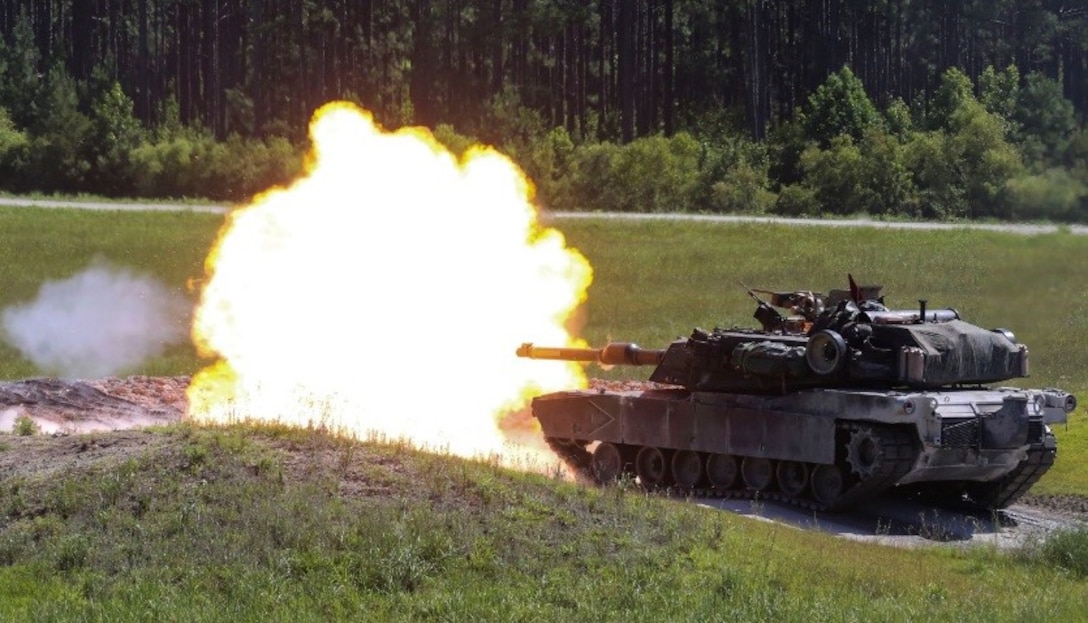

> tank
[517,276,1076,511]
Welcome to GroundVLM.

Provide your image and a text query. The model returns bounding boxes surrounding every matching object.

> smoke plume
[2,261,191,377]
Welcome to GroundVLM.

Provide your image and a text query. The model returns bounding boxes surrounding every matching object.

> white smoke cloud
[1,261,192,378]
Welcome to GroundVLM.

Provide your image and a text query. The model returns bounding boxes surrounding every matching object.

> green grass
[2,207,1084,389]
[2,208,1088,621]
[0,206,224,378]
[0,426,1087,622]
[0,209,1085,492]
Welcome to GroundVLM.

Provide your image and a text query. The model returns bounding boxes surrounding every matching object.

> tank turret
[519,275,1029,392]
[518,275,1076,511]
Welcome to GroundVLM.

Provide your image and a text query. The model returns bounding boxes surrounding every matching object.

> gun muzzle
[517,342,665,366]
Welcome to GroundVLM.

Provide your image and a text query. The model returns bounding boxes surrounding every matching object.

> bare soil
[0,376,187,484]
[0,376,187,435]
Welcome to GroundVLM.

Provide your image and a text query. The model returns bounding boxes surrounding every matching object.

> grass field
[0,206,223,378]
[0,206,1086,621]
[2,206,1083,389]
[1,425,1088,623]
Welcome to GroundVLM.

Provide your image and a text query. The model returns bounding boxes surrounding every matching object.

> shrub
[798,136,864,215]
[770,184,818,216]
[85,81,146,197]
[552,140,619,211]
[507,126,576,206]
[903,130,965,219]
[0,106,29,185]
[129,130,300,201]
[694,136,773,213]
[217,134,302,200]
[948,99,1024,218]
[12,415,38,436]
[431,123,478,157]
[709,162,776,213]
[556,133,702,212]
[23,64,92,192]
[1014,71,1076,164]
[1004,168,1087,222]
[856,126,915,215]
[1019,526,1088,578]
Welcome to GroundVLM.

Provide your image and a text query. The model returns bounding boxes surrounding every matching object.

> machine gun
[740,282,786,332]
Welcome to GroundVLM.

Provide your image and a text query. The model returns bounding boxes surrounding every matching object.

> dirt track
[3,196,1087,235]
[0,375,1083,549]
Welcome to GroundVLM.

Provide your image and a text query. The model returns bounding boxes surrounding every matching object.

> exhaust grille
[940,417,979,448]
[1027,417,1044,444]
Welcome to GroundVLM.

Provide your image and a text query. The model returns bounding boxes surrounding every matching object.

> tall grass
[0,426,1087,622]
[1016,525,1088,578]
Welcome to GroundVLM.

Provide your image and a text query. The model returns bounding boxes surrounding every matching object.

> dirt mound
[0,376,187,434]
[1021,493,1088,517]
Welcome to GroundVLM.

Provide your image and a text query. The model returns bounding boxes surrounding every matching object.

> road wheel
[741,457,774,491]
[777,461,809,498]
[635,446,670,487]
[811,464,845,507]
[591,443,623,484]
[671,450,703,488]
[706,453,738,489]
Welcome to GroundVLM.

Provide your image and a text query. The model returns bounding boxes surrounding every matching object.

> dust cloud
[1,261,191,377]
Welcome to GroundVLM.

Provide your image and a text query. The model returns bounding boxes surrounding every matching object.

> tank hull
[533,385,1066,510]
[521,278,1076,510]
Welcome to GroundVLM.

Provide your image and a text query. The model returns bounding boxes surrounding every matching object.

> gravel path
[3,196,1086,235]
[549,211,1088,235]
[0,197,229,214]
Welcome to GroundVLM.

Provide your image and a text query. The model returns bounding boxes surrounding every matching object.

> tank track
[823,423,917,510]
[544,437,594,481]
[964,432,1057,509]
[544,422,918,512]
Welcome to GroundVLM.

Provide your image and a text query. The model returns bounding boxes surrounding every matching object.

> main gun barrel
[516,342,666,366]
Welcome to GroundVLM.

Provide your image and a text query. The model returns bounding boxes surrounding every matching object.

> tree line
[0,0,1086,222]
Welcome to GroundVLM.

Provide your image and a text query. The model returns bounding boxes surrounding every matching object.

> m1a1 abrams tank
[517,277,1076,511]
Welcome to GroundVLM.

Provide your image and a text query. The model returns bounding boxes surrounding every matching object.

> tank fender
[530,390,837,465]
[980,394,1031,449]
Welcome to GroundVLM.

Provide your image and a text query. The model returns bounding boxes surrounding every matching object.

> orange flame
[186,102,591,462]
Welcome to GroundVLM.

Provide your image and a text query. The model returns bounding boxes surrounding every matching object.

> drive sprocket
[845,426,883,478]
